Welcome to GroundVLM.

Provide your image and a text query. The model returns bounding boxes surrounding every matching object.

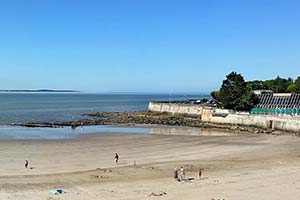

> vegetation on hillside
[211,72,300,111]
[247,76,300,93]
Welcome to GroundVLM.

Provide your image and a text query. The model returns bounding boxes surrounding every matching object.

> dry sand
[0,128,300,200]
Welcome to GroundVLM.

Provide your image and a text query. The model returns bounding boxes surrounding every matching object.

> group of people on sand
[174,166,203,181]
[174,166,186,181]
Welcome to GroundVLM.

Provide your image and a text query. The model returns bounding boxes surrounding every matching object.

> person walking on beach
[25,160,29,168]
[199,168,203,179]
[114,153,119,164]
[180,166,185,180]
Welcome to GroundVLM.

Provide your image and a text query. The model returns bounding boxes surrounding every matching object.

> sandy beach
[0,128,300,200]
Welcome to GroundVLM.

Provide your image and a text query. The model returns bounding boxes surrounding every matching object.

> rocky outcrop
[14,111,299,136]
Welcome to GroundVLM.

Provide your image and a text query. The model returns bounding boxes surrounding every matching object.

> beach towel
[49,189,67,195]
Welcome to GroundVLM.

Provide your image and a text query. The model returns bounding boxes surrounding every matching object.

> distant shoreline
[0,89,78,93]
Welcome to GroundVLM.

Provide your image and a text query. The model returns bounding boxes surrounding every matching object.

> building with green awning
[251,93,300,115]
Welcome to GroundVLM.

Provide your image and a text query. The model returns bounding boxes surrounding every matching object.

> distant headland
[0,89,79,93]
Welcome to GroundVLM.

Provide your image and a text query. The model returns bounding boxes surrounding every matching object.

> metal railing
[251,107,300,116]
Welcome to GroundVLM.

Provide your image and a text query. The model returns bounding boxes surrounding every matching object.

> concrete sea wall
[209,113,300,132]
[148,102,203,116]
[148,102,300,133]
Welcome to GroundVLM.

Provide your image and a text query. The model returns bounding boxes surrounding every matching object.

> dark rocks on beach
[19,123,62,128]
[83,111,273,135]
[84,111,204,127]
[14,111,286,136]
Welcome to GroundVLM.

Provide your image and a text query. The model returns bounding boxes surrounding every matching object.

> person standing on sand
[174,168,178,180]
[199,168,202,179]
[25,160,29,168]
[180,166,185,180]
[114,153,119,164]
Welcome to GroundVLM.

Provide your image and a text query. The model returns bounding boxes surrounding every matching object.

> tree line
[211,72,300,111]
[247,76,300,93]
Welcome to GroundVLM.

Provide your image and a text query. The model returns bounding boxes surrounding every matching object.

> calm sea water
[0,93,208,124]
[0,93,208,140]
[0,125,149,140]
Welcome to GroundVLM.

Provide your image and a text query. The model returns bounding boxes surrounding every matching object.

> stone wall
[210,113,300,132]
[148,102,203,116]
[148,102,300,133]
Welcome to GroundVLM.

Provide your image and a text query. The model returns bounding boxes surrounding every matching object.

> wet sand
[0,129,300,200]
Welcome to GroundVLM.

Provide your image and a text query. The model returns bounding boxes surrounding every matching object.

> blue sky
[0,0,299,93]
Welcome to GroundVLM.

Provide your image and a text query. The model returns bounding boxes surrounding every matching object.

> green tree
[263,76,292,93]
[295,76,300,92]
[218,72,246,109]
[236,90,258,111]
[287,84,297,93]
[246,80,266,90]
[210,90,220,99]
[216,72,257,111]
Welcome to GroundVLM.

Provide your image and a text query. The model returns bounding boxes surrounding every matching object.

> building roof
[256,93,300,108]
[253,90,273,95]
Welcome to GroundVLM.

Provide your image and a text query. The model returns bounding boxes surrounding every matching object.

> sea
[0,93,208,140]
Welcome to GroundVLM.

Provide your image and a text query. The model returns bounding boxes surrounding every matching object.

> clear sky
[0,0,299,93]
